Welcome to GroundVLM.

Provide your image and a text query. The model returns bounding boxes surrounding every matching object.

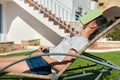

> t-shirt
[49,34,89,62]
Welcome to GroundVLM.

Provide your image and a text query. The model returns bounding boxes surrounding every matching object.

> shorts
[26,49,51,75]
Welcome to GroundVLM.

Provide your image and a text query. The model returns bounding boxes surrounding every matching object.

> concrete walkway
[85,48,120,52]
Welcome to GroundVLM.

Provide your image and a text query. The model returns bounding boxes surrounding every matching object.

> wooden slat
[6,72,54,79]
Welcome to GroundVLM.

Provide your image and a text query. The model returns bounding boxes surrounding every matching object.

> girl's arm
[40,49,77,71]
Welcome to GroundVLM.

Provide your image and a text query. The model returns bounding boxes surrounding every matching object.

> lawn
[62,51,120,80]
[0,51,120,80]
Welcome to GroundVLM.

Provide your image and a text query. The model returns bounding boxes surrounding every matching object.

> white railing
[29,0,82,34]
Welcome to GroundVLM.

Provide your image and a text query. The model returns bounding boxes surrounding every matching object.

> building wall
[0,1,8,41]
[57,0,98,17]
[1,1,59,47]
[73,0,98,15]
[57,0,73,10]
[73,0,91,14]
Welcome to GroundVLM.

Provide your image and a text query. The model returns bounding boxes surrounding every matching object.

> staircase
[13,0,82,37]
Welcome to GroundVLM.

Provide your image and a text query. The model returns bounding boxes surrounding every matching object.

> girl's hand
[38,45,47,52]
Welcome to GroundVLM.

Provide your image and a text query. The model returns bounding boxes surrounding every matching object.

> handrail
[30,0,82,35]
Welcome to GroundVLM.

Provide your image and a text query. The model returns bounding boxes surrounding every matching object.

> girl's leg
[0,56,30,73]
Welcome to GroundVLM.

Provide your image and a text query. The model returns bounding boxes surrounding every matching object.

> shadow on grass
[60,68,112,80]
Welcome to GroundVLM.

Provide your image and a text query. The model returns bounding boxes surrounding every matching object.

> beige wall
[98,0,120,11]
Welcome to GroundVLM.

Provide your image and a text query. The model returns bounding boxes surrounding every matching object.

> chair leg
[94,72,103,80]
[117,74,120,80]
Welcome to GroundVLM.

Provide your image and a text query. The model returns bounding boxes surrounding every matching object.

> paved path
[85,48,120,52]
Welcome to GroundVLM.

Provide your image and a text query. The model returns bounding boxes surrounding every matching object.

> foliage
[106,26,120,41]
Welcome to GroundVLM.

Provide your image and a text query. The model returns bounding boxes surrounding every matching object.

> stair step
[29,2,34,6]
[54,21,59,25]
[71,27,75,32]
[48,14,55,21]
[59,22,66,29]
[43,10,52,18]
[38,5,44,13]
[24,0,29,3]
[64,29,70,33]
[43,12,49,17]
[70,32,75,37]
[48,17,54,21]
[34,5,39,10]
[59,24,65,29]
[53,17,60,25]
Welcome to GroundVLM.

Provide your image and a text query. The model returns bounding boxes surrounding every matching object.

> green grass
[61,51,120,80]
[0,51,32,57]
[0,51,120,80]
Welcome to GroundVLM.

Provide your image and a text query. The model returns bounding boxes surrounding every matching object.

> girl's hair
[88,15,109,40]
[94,15,108,27]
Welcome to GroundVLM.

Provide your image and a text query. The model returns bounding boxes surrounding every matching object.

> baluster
[47,0,49,10]
[58,5,60,22]
[62,7,64,26]
[66,11,68,29]
[55,2,56,18]
[51,0,52,16]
